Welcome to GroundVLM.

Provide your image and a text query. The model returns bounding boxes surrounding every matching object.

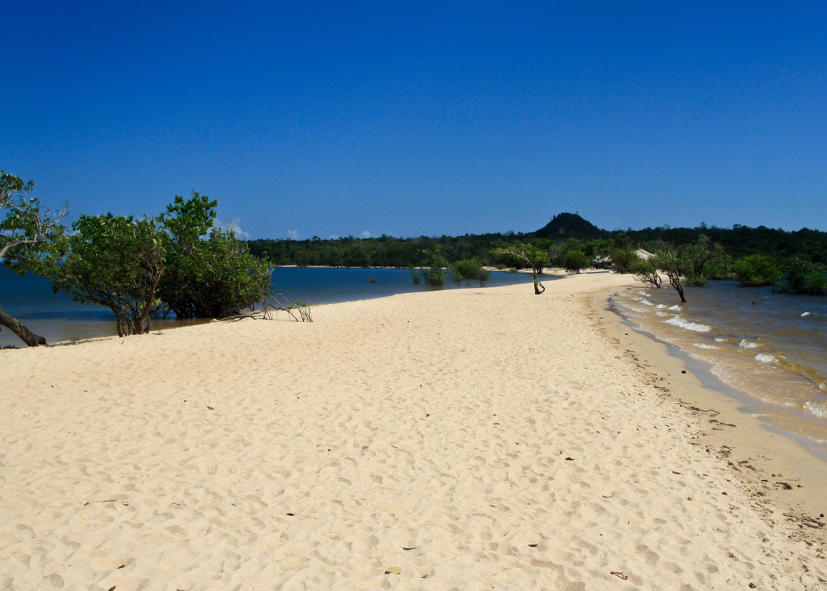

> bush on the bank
[158,192,272,318]
[733,255,781,286]
[610,248,640,274]
[45,213,165,337]
[773,256,827,295]
[560,250,590,273]
[629,257,662,288]
[451,258,484,280]
[421,245,447,286]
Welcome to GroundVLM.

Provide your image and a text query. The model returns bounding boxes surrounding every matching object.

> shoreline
[1,267,541,350]
[588,282,827,540]
[2,274,825,588]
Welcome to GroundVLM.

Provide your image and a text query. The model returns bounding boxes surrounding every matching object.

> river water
[0,266,537,348]
[610,280,827,458]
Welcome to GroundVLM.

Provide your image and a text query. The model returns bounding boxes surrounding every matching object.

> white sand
[1,273,825,590]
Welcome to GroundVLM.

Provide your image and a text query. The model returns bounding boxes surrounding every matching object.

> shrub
[451,258,484,280]
[610,248,640,274]
[421,245,447,286]
[733,255,781,286]
[629,257,662,288]
[478,267,492,286]
[773,257,827,295]
[560,250,590,274]
[158,192,271,318]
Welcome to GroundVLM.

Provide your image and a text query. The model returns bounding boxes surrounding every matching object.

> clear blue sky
[3,1,826,238]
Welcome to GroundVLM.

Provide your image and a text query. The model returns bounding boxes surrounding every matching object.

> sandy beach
[1,273,826,590]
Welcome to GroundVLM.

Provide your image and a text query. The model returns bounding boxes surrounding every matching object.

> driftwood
[220,293,313,323]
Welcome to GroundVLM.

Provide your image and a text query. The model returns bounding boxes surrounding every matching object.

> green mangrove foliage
[420,245,448,286]
[0,170,68,346]
[733,255,781,287]
[158,192,271,318]
[773,257,827,295]
[46,213,165,337]
[11,188,272,339]
[559,250,591,274]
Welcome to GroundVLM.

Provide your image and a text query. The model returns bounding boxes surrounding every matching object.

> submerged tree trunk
[665,272,686,303]
[0,303,46,346]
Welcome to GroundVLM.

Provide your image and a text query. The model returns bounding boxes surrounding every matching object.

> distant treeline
[249,233,529,268]
[248,214,827,268]
[627,225,827,264]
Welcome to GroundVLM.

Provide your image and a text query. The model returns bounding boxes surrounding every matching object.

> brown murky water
[610,280,827,459]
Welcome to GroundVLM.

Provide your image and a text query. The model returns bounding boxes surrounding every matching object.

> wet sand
[1,273,825,590]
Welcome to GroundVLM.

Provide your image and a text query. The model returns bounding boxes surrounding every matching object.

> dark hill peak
[535,213,605,239]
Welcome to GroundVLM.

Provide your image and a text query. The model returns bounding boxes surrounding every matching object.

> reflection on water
[611,280,827,458]
[1,266,538,348]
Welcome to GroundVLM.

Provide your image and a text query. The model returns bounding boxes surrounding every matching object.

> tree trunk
[666,272,687,303]
[0,303,47,346]
[532,270,545,295]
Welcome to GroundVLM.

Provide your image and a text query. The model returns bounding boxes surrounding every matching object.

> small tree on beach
[629,257,662,288]
[0,170,68,346]
[651,248,686,303]
[610,248,640,274]
[158,192,271,318]
[559,250,590,274]
[43,213,165,336]
[493,243,547,294]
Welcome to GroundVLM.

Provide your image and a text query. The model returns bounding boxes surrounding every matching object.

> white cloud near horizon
[287,229,299,240]
[214,217,249,240]
[360,230,371,238]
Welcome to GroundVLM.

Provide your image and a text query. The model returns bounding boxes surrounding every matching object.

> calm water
[0,266,537,348]
[610,280,827,457]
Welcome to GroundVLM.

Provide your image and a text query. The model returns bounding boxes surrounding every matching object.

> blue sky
[2,1,826,238]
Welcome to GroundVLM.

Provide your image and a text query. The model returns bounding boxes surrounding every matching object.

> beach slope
[1,274,824,590]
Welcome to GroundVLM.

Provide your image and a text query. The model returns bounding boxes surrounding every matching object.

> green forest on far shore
[249,212,827,270]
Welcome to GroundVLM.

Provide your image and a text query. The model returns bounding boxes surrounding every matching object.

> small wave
[755,353,777,364]
[801,311,812,317]
[804,401,827,419]
[714,336,727,342]
[655,304,665,309]
[638,292,650,297]
[627,306,649,313]
[668,305,681,311]
[655,311,668,317]
[739,339,760,350]
[665,316,711,332]
[694,343,719,350]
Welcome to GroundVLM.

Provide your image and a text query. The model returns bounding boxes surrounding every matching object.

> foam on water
[804,401,827,419]
[613,280,827,459]
[665,315,711,332]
